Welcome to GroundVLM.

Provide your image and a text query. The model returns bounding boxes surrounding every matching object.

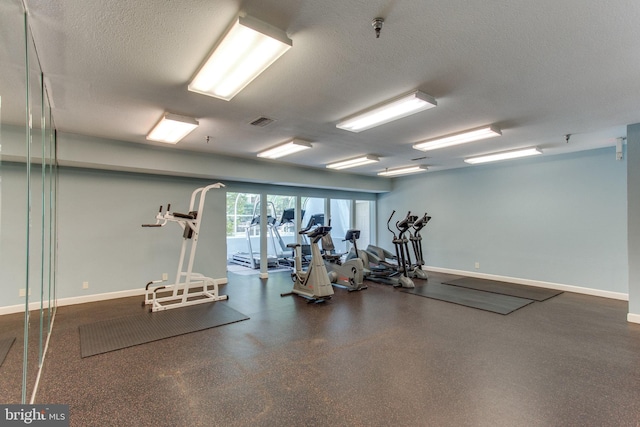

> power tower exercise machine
[321,228,366,291]
[281,219,334,303]
[142,183,228,312]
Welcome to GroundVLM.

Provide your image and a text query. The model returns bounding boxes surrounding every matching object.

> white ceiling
[5,0,640,176]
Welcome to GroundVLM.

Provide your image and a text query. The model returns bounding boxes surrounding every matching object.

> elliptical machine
[321,228,366,291]
[408,212,431,280]
[281,219,334,303]
[363,211,414,288]
[395,211,429,280]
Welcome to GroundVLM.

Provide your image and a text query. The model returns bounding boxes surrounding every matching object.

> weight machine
[142,183,228,312]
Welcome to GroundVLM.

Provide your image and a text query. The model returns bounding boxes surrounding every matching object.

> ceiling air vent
[249,116,275,127]
[411,156,430,161]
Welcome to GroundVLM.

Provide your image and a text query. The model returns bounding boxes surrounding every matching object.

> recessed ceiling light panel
[413,125,502,151]
[146,113,199,144]
[257,138,312,159]
[377,165,427,177]
[326,155,380,170]
[189,15,292,101]
[464,147,542,164]
[337,91,437,133]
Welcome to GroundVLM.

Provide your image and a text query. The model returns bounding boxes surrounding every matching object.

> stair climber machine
[408,212,431,280]
[281,219,335,303]
[320,226,366,292]
[363,210,415,288]
[142,183,228,312]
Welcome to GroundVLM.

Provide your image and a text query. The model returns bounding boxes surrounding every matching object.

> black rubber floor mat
[402,283,534,315]
[79,303,249,358]
[0,337,16,367]
[443,277,563,301]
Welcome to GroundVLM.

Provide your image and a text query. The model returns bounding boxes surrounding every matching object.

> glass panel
[0,2,58,403]
[0,2,29,404]
[45,115,57,335]
[301,197,325,229]
[329,199,352,253]
[355,200,373,249]
[226,192,265,269]
[266,194,297,266]
[25,15,44,403]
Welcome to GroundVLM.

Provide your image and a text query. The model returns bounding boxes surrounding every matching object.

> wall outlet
[475,262,480,269]
[82,281,89,289]
[162,273,168,281]
[19,288,32,297]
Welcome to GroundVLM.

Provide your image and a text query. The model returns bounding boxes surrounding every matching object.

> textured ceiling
[4,0,640,176]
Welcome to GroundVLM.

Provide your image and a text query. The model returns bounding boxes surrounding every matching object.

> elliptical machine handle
[386,210,396,234]
[396,211,412,231]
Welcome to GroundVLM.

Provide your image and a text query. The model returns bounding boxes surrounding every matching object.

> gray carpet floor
[0,337,15,367]
[1,271,639,426]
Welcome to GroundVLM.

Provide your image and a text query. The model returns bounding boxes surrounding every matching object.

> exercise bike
[281,220,334,303]
[344,230,372,277]
[321,228,366,291]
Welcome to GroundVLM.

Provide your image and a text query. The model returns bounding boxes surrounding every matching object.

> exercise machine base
[280,291,331,303]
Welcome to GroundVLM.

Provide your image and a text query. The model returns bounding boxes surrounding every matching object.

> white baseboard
[0,276,228,315]
[424,266,629,301]
[627,313,640,324]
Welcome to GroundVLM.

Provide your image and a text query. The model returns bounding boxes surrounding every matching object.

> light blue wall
[627,124,640,314]
[1,162,28,307]
[378,147,628,293]
[1,161,56,308]
[56,168,227,300]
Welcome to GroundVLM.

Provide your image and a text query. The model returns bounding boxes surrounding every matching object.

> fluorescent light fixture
[188,15,292,101]
[337,91,437,133]
[326,155,380,170]
[464,147,542,165]
[413,125,502,151]
[257,139,312,159]
[377,165,427,177]
[146,113,199,144]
